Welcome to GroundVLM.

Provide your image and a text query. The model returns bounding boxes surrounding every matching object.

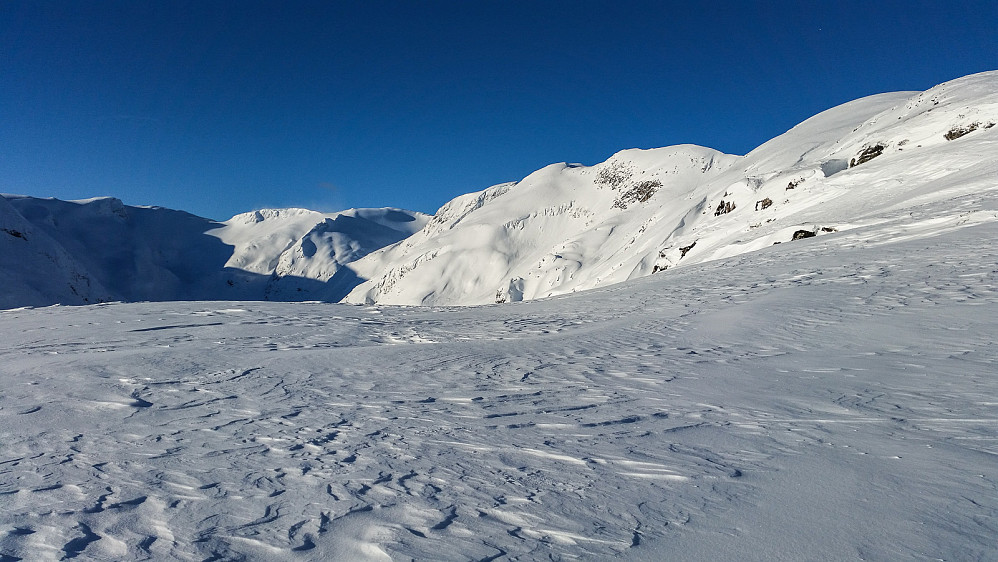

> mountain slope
[344,71,998,305]
[344,146,737,305]
[0,195,111,308]
[208,207,430,301]
[1,196,429,307]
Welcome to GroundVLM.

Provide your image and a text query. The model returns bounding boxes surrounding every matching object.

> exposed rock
[850,144,885,167]
[786,178,804,190]
[944,122,993,140]
[679,241,697,258]
[792,229,816,240]
[595,161,634,190]
[612,180,663,209]
[714,200,736,216]
[755,198,773,211]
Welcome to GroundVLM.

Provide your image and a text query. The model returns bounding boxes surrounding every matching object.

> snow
[2,211,997,560]
[0,198,429,306]
[0,195,111,309]
[2,70,997,559]
[2,73,995,310]
[344,71,998,306]
[215,208,334,275]
[208,207,430,302]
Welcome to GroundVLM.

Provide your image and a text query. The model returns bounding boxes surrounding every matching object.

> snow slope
[345,71,998,305]
[0,197,428,307]
[3,195,249,302]
[208,207,429,302]
[0,196,111,309]
[1,201,995,560]
[345,146,738,305]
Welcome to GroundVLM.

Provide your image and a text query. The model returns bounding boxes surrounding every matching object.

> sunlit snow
[1,71,997,560]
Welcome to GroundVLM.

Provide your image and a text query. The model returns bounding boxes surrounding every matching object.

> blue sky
[2,1,996,220]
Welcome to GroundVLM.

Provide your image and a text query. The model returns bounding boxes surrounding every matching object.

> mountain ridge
[0,196,429,308]
[2,70,995,309]
[343,71,996,305]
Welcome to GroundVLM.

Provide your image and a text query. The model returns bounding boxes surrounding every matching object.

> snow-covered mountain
[344,70,997,305]
[1,71,995,309]
[0,195,112,309]
[0,196,428,307]
[208,207,429,302]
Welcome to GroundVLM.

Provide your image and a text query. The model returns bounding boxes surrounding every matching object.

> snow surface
[1,208,996,560]
[208,207,430,302]
[2,70,997,560]
[0,195,112,308]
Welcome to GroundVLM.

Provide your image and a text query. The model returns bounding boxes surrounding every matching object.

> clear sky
[2,1,996,220]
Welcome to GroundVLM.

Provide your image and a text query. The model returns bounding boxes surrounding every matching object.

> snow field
[2,211,997,560]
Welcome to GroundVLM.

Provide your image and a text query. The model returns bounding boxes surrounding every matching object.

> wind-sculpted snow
[2,204,997,559]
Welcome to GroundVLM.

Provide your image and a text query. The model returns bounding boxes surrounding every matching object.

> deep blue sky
[2,1,996,220]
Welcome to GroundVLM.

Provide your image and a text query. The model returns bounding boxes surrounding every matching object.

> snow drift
[1,198,996,560]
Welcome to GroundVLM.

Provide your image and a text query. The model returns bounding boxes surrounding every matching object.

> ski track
[1,221,997,560]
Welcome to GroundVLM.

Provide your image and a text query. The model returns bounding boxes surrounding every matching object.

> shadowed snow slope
[0,195,111,309]
[0,198,429,307]
[1,199,996,559]
[345,70,998,305]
